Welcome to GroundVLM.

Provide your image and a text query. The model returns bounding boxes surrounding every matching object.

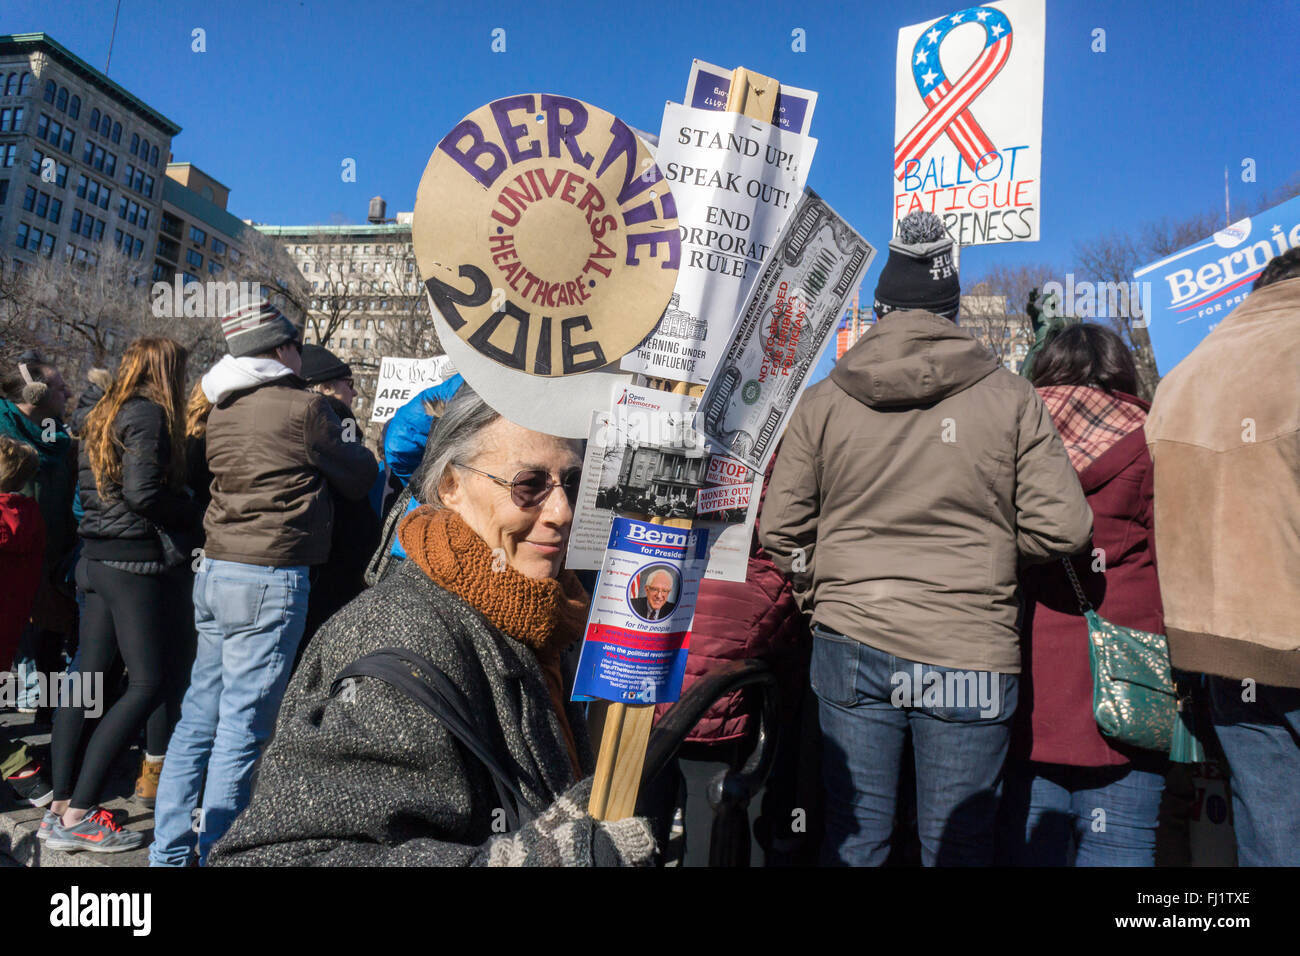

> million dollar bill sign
[701,189,875,472]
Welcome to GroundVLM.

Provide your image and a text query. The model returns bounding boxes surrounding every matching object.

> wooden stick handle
[586,64,780,823]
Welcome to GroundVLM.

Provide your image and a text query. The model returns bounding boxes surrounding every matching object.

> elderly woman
[208,388,655,866]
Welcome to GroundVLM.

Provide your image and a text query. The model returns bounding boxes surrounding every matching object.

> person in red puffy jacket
[998,324,1168,866]
[647,450,811,865]
[0,434,51,802]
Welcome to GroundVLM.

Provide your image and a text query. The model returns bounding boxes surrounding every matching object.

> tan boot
[134,756,163,808]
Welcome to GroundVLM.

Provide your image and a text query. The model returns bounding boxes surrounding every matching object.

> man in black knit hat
[762,211,1092,866]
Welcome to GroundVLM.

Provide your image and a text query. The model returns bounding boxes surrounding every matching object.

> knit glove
[484,777,657,867]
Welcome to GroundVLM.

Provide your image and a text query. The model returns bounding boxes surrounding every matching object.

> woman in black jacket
[46,337,197,854]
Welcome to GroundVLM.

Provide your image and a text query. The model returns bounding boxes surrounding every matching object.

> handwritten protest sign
[1134,193,1300,374]
[619,103,815,385]
[893,0,1044,246]
[413,94,680,377]
[368,355,456,423]
[572,517,710,705]
[428,293,632,438]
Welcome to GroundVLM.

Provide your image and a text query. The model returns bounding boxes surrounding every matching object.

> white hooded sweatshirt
[202,354,295,405]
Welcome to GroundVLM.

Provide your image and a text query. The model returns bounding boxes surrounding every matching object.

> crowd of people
[0,209,1296,867]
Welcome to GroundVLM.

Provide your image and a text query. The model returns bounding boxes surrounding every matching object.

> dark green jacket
[0,399,77,570]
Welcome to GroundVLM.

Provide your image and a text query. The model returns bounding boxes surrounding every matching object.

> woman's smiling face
[439,417,583,580]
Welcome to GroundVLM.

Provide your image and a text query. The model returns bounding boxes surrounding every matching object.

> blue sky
[6,0,1297,379]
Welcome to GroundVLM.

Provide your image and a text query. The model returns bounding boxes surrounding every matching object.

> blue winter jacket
[383,374,465,486]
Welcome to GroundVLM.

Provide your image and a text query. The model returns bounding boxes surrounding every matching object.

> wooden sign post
[588,66,782,822]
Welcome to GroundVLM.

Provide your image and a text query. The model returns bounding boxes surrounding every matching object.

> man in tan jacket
[761,212,1092,866]
[1146,246,1300,866]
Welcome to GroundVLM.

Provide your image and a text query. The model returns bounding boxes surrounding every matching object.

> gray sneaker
[45,807,144,853]
[36,809,59,841]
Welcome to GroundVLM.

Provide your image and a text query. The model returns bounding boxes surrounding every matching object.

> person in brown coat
[761,211,1092,866]
[1146,246,1300,866]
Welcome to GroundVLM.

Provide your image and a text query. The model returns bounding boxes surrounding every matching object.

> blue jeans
[811,625,1018,866]
[997,760,1166,866]
[1208,676,1300,866]
[148,559,309,866]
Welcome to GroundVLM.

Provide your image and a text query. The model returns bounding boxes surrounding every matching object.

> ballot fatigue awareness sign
[572,517,709,705]
[893,0,1044,246]
[1134,192,1300,374]
[413,94,681,378]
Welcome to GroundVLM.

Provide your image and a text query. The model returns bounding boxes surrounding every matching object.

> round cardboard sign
[414,93,680,378]
[428,289,633,439]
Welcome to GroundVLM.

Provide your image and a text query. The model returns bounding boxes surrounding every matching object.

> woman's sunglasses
[454,464,581,509]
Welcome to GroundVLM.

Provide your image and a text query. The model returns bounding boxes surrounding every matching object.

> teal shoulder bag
[1060,559,1192,756]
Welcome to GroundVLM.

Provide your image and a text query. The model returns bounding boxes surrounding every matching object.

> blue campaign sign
[1135,193,1300,375]
[571,517,709,705]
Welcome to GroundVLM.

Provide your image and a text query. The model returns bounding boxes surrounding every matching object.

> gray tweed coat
[208,559,614,866]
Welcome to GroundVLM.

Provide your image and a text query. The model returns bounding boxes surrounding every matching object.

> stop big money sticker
[414,94,681,377]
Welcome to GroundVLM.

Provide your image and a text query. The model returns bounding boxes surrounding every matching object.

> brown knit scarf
[397,505,589,775]
[397,505,589,652]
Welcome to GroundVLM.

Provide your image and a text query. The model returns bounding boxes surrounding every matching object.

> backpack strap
[329,647,538,831]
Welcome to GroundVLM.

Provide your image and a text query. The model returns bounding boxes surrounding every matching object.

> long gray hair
[416,386,501,509]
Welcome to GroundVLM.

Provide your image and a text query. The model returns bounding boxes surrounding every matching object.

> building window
[22,185,35,211]
[138,208,149,229]
[2,144,17,167]
[210,261,223,275]
[17,73,30,96]
[55,88,68,112]
[111,122,121,144]
[43,80,56,103]
[90,107,100,129]
[15,221,28,248]
[211,238,227,256]
[186,249,203,269]
[149,145,159,167]
[100,114,111,138]
[130,133,139,154]
[190,225,206,246]
[48,198,62,224]
[68,95,80,120]
[143,175,154,197]
[105,152,116,177]
[0,107,22,132]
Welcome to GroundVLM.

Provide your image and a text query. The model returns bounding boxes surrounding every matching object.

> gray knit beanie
[220,298,299,358]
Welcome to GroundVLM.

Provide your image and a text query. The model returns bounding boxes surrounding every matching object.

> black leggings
[51,559,193,807]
